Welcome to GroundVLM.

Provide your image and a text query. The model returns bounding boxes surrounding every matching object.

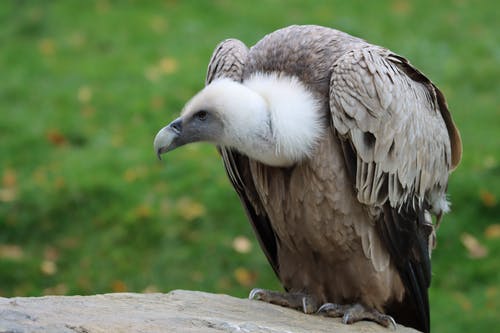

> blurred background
[0,0,498,331]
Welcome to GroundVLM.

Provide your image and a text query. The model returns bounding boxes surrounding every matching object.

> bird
[153,25,462,333]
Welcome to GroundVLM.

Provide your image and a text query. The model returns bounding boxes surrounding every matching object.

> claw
[317,303,329,313]
[387,315,397,331]
[372,312,397,330]
[248,288,264,300]
[301,296,318,314]
[317,303,344,317]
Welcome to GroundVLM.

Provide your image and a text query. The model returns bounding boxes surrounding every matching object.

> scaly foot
[249,288,319,314]
[317,302,397,329]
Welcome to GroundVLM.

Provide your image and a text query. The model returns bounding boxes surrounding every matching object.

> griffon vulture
[154,25,462,332]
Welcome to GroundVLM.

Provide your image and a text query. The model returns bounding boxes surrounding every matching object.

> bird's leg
[317,302,397,329]
[249,288,320,314]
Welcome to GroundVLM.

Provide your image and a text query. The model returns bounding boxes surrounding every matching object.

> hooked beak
[153,118,183,160]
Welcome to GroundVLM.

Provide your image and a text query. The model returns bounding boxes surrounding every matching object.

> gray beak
[153,118,182,160]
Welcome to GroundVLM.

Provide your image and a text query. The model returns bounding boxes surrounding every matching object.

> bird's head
[154,78,267,160]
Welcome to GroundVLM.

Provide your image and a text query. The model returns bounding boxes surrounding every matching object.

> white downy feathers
[188,73,324,166]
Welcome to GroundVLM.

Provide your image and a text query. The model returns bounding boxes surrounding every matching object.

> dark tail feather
[378,204,431,333]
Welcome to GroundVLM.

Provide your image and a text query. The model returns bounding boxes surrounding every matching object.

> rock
[0,290,420,333]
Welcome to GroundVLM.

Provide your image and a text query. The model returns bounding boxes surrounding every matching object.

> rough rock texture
[0,290,420,333]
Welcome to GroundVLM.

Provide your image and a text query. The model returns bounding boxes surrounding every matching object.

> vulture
[154,25,462,332]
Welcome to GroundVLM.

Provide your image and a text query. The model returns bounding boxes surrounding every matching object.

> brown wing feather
[329,46,461,333]
[206,39,280,277]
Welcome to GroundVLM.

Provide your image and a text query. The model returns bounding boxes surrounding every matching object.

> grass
[0,1,498,332]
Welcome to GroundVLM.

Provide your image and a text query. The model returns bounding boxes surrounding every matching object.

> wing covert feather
[330,47,459,209]
[206,39,248,85]
[329,47,461,333]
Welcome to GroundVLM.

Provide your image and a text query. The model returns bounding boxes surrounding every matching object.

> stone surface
[0,290,420,333]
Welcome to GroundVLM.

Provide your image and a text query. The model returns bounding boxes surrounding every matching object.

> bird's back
[244,25,367,97]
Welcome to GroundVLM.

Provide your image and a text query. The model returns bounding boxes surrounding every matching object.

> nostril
[170,119,182,133]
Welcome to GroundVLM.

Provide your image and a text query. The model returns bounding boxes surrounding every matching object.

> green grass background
[0,1,498,331]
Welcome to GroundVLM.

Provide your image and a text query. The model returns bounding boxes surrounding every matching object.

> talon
[317,302,344,317]
[317,303,334,313]
[387,315,397,330]
[374,312,397,330]
[301,296,318,314]
[301,297,309,313]
[248,288,264,300]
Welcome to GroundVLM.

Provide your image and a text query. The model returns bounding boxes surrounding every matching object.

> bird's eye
[195,110,208,121]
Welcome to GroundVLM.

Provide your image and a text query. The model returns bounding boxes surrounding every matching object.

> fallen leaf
[145,66,161,82]
[112,280,127,292]
[55,176,65,189]
[232,236,252,254]
[150,16,167,33]
[124,168,139,182]
[44,246,59,261]
[217,276,232,291]
[81,105,96,118]
[176,197,206,221]
[159,57,178,75]
[143,285,160,293]
[190,271,204,283]
[77,276,91,290]
[2,169,17,188]
[77,86,92,103]
[234,267,257,287]
[40,260,57,275]
[460,232,488,259]
[95,0,110,13]
[32,167,48,185]
[0,169,17,202]
[485,286,497,298]
[123,167,147,183]
[38,38,55,56]
[0,245,24,260]
[150,96,164,110]
[159,198,172,217]
[485,224,500,239]
[43,283,68,296]
[68,32,86,48]
[452,292,472,312]
[0,189,17,202]
[133,204,152,219]
[46,129,67,146]
[391,0,412,15]
[483,155,496,169]
[59,236,80,249]
[111,133,124,148]
[79,257,91,269]
[485,286,497,309]
[480,189,497,207]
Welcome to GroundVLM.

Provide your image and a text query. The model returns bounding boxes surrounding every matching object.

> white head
[154,73,324,167]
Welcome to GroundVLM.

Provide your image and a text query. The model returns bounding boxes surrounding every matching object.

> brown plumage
[154,25,462,333]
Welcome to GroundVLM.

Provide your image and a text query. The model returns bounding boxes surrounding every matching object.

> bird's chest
[248,130,398,307]
[249,132,369,258]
